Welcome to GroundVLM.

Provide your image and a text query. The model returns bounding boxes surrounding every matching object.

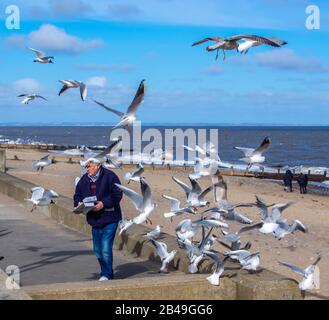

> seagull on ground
[93,79,146,129]
[58,80,87,101]
[17,94,47,105]
[149,239,177,273]
[25,187,59,212]
[28,48,54,64]
[192,34,286,60]
[279,256,321,290]
[32,155,53,173]
[234,136,271,170]
[115,178,156,235]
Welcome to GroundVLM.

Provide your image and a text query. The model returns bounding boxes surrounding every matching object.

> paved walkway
[0,193,167,289]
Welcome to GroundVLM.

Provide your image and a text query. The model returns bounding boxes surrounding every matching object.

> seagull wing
[29,47,44,58]
[189,176,203,195]
[253,136,271,155]
[58,84,70,96]
[31,187,45,202]
[199,185,213,201]
[17,94,28,97]
[234,147,254,157]
[140,178,152,210]
[92,99,124,117]
[40,154,50,161]
[150,239,168,260]
[192,37,223,46]
[79,82,88,101]
[162,195,181,211]
[279,261,306,277]
[114,183,143,211]
[95,138,122,160]
[35,95,48,101]
[132,163,144,178]
[271,202,293,221]
[172,176,192,199]
[126,79,146,115]
[228,35,283,47]
[255,195,269,220]
[238,222,263,235]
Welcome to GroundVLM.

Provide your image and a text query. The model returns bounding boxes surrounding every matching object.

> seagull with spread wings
[279,255,321,290]
[192,34,287,60]
[25,187,59,212]
[28,48,54,64]
[17,94,47,105]
[234,136,271,169]
[58,80,87,101]
[92,79,146,129]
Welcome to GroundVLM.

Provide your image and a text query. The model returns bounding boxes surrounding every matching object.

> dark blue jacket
[73,167,123,228]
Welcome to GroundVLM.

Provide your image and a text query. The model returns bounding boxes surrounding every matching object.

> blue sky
[0,0,328,125]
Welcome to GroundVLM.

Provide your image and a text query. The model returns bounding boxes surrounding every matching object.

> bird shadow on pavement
[18,249,93,274]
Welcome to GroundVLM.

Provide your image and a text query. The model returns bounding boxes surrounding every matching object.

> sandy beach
[3,148,329,299]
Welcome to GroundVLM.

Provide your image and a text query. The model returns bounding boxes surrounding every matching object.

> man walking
[74,158,123,281]
[283,169,293,192]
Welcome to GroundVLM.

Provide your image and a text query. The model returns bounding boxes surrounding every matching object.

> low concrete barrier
[0,172,303,300]
[0,150,5,173]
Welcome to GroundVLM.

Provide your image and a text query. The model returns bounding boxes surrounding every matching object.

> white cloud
[14,78,40,92]
[29,24,103,54]
[254,49,329,74]
[86,76,107,87]
[201,64,224,75]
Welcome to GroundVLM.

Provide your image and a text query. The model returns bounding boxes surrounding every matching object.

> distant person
[73,158,123,281]
[283,169,293,192]
[302,173,309,194]
[297,173,308,194]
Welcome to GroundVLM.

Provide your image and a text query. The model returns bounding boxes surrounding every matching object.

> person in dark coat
[283,169,293,192]
[74,158,123,281]
[297,173,308,194]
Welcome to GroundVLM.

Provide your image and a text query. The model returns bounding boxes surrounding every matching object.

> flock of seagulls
[16,31,321,293]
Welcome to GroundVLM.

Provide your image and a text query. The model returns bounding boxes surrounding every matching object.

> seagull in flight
[149,239,177,273]
[25,187,59,212]
[17,94,47,105]
[234,136,271,170]
[192,34,287,60]
[172,175,213,208]
[28,48,54,64]
[162,195,197,221]
[115,178,156,235]
[92,79,146,129]
[58,80,87,101]
[279,255,321,290]
[124,163,144,184]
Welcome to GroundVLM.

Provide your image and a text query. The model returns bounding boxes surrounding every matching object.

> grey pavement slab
[0,193,170,288]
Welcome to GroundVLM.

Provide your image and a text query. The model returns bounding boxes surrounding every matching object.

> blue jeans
[92,222,118,279]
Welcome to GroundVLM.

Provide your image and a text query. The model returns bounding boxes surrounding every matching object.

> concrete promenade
[0,193,175,295]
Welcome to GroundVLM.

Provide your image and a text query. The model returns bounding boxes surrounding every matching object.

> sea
[0,125,328,169]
